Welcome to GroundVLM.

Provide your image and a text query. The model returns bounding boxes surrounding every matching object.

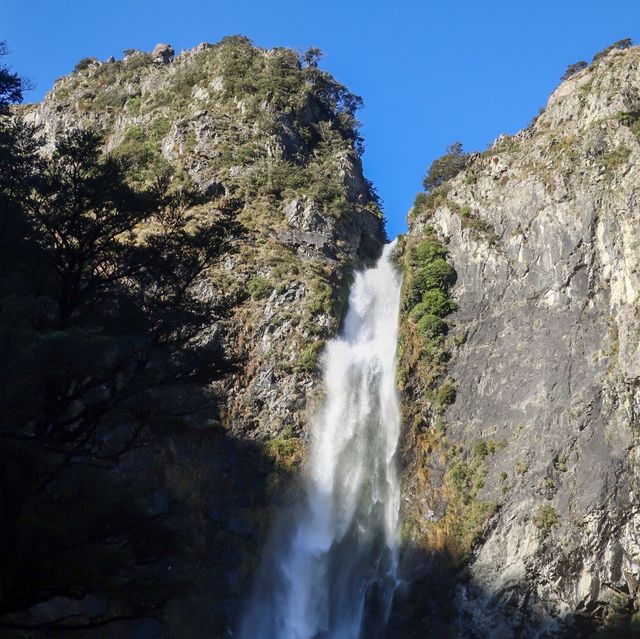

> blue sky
[4,0,639,236]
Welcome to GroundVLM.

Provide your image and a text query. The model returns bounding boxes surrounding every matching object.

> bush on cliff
[417,313,447,338]
[406,257,456,308]
[592,38,632,63]
[410,289,455,320]
[561,60,588,81]
[422,141,469,192]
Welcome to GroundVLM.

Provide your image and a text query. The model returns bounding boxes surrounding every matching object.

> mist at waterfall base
[239,242,403,639]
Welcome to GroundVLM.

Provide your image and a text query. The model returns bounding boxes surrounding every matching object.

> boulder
[151,43,175,65]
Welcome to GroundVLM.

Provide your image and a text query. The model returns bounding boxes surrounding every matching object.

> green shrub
[298,341,324,372]
[401,235,457,402]
[417,313,446,338]
[408,259,456,305]
[422,289,456,317]
[123,54,151,72]
[409,300,432,321]
[404,236,456,312]
[93,60,121,84]
[473,440,490,458]
[616,110,640,127]
[561,61,588,81]
[616,110,640,141]
[440,455,500,561]
[554,455,568,472]
[449,462,471,495]
[93,90,127,110]
[423,142,469,191]
[306,280,333,316]
[150,117,171,140]
[411,187,451,219]
[472,439,507,458]
[74,57,97,72]
[464,171,478,185]
[602,146,631,172]
[413,192,431,209]
[409,238,448,267]
[266,425,304,471]
[410,290,456,321]
[126,96,142,115]
[421,258,456,290]
[458,208,499,244]
[455,501,499,559]
[124,125,145,143]
[532,504,560,530]
[593,38,632,63]
[247,275,272,300]
[112,125,159,176]
[436,378,457,406]
[172,66,208,100]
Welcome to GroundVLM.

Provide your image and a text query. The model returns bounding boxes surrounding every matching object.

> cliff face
[8,34,640,639]
[10,38,384,637]
[24,37,385,442]
[398,45,640,637]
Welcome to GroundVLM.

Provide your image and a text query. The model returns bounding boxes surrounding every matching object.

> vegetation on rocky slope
[397,228,500,567]
[47,36,381,220]
[396,138,504,571]
[397,38,640,638]
[7,27,640,639]
[0,36,385,637]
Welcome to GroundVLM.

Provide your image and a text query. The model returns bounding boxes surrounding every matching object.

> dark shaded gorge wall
[2,38,385,637]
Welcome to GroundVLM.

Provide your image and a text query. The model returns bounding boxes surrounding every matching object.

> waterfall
[239,241,403,639]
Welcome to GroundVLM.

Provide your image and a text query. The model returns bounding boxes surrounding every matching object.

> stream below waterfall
[239,241,403,639]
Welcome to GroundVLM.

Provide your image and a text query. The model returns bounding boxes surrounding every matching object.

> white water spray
[240,242,402,639]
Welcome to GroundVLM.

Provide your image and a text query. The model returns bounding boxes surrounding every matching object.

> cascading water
[239,241,402,639]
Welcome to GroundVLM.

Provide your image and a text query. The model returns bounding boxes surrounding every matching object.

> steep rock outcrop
[12,37,385,638]
[23,37,385,441]
[399,45,640,637]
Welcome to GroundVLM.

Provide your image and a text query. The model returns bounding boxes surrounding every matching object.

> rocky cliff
[24,37,385,441]
[5,37,384,637]
[5,33,640,639]
[397,43,640,637]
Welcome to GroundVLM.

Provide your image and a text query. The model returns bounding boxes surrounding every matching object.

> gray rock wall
[403,45,640,636]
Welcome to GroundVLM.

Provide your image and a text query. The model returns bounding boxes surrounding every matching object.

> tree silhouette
[0,41,25,111]
[303,47,323,67]
[422,142,469,192]
[0,93,239,629]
